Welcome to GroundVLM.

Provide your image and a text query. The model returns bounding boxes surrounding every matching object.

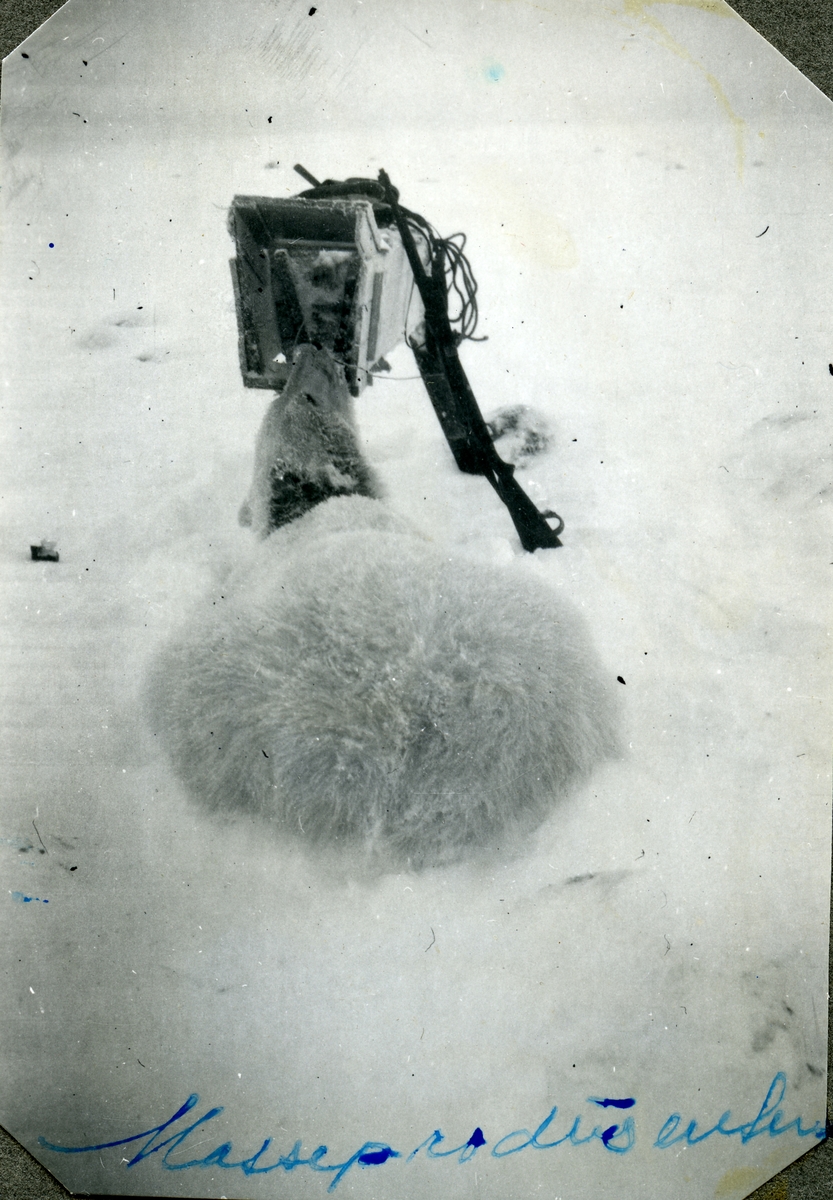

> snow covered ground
[0,1,831,1197]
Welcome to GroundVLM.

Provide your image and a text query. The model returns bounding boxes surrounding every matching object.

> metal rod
[293,163,322,187]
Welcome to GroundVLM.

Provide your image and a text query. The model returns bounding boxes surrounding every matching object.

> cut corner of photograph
[1,1,831,1199]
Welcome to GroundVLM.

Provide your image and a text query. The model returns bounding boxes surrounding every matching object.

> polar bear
[236,343,379,538]
[145,347,619,870]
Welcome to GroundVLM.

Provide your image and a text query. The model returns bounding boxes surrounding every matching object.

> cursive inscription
[38,1073,823,1192]
[654,1072,825,1148]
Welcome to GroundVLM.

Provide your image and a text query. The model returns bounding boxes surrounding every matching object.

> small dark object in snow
[30,541,59,562]
[486,405,552,465]
[617,676,626,684]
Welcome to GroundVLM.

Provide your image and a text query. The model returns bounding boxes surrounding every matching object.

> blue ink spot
[49,242,55,248]
[358,1147,396,1166]
[486,63,504,83]
[11,892,48,904]
[589,1097,636,1109]
[601,1125,619,1146]
[467,1128,486,1149]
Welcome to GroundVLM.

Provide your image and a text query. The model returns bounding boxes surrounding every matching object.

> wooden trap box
[229,194,422,396]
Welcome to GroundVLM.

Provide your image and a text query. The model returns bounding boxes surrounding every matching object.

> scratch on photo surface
[622,0,745,178]
[492,0,560,16]
[32,819,47,853]
[82,28,134,64]
[398,21,432,49]
[559,869,631,894]
[256,13,319,80]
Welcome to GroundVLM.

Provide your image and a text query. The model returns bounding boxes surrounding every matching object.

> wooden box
[229,194,422,396]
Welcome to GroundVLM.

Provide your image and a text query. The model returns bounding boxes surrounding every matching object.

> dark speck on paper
[617,676,626,685]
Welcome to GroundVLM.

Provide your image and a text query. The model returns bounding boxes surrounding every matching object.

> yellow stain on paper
[504,211,579,271]
[624,0,746,178]
[473,160,578,270]
[629,0,728,11]
[714,1166,771,1197]
[714,1151,791,1197]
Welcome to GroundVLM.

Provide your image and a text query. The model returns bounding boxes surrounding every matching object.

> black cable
[288,171,486,344]
[398,206,486,344]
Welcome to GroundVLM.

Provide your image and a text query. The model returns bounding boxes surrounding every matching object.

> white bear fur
[146,495,620,870]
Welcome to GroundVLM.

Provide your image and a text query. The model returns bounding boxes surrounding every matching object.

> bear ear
[238,500,253,528]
